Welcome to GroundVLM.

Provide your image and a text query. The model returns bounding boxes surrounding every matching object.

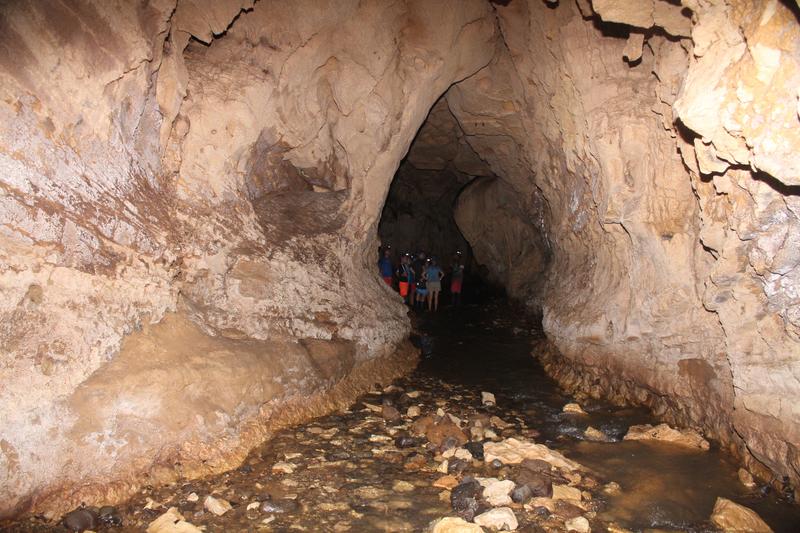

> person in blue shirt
[378,249,393,286]
[424,257,445,311]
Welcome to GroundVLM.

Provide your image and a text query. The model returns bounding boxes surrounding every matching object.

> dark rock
[394,434,418,448]
[515,471,553,498]
[450,479,484,521]
[63,506,99,532]
[238,464,253,474]
[98,505,123,527]
[554,500,584,519]
[511,484,534,504]
[465,441,484,460]
[440,435,460,452]
[490,458,503,469]
[520,459,552,473]
[448,458,469,475]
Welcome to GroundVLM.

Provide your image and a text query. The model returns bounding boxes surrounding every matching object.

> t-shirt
[426,266,442,281]
[378,257,393,277]
[452,264,464,280]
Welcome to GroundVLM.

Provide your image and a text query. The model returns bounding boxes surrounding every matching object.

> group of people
[378,248,465,311]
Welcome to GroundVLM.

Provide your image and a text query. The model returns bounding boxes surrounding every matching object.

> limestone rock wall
[445,0,800,490]
[0,0,498,518]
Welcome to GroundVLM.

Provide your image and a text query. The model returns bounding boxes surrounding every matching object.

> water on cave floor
[14,300,800,532]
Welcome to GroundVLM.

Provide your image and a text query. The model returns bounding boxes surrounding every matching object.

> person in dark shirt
[378,249,393,286]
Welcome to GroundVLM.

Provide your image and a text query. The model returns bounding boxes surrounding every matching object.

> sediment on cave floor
[1,0,799,527]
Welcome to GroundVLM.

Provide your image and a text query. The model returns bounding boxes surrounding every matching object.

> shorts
[451,279,462,293]
[398,281,409,297]
[416,288,428,297]
[383,276,392,286]
[427,281,441,292]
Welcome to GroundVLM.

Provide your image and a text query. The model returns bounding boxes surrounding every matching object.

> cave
[2,0,800,530]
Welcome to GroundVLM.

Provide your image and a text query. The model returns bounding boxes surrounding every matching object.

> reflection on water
[418,300,800,532]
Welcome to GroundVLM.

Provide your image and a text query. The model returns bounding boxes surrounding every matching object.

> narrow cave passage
[2,0,800,531]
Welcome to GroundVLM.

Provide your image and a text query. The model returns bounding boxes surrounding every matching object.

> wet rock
[98,505,123,527]
[554,500,585,519]
[63,506,99,532]
[260,498,300,513]
[451,479,484,521]
[623,423,709,450]
[511,483,534,504]
[481,392,496,406]
[403,453,428,472]
[602,482,621,495]
[583,426,611,442]
[392,480,415,492]
[203,495,232,516]
[562,403,587,415]
[271,461,297,474]
[710,497,773,532]
[407,406,422,418]
[433,475,460,490]
[565,516,590,533]
[474,507,518,530]
[552,484,582,502]
[484,438,581,471]
[382,404,402,422]
[448,458,470,475]
[394,434,418,448]
[465,441,485,460]
[738,468,757,489]
[429,516,484,532]
[516,474,553,499]
[477,477,515,506]
[146,507,202,533]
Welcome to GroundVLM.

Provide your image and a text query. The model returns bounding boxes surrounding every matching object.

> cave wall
[448,0,800,489]
[0,0,499,518]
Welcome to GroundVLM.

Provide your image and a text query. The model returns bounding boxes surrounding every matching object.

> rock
[146,508,203,533]
[465,441,485,460]
[583,426,611,442]
[623,423,710,450]
[484,438,581,471]
[203,495,232,516]
[489,416,512,429]
[451,479,484,521]
[477,478,515,506]
[738,468,757,489]
[552,484,583,502]
[470,426,485,441]
[438,459,450,473]
[63,506,99,532]
[517,475,552,499]
[363,403,383,413]
[395,434,418,448]
[272,461,297,474]
[434,475,460,490]
[710,497,773,532]
[392,480,415,492]
[407,406,422,418]
[382,404,402,422]
[454,448,474,461]
[406,391,421,399]
[429,516,485,533]
[448,458,470,475]
[565,516,590,533]
[602,482,622,495]
[510,484,534,504]
[98,506,123,527]
[404,453,428,472]
[562,403,587,415]
[260,498,300,513]
[186,492,199,503]
[481,392,496,406]
[473,507,518,531]
[412,415,469,447]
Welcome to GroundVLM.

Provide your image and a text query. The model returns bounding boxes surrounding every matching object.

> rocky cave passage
[1,0,800,528]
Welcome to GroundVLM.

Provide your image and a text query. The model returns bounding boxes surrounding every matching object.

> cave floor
[13,300,800,533]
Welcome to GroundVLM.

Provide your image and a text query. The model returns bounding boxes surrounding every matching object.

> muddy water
[8,300,800,532]
[419,301,800,532]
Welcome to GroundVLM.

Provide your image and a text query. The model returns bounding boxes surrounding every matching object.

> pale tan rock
[407,406,422,418]
[476,478,516,506]
[483,438,581,472]
[565,516,590,533]
[203,495,232,516]
[710,497,773,532]
[562,403,587,415]
[738,468,757,489]
[583,426,611,442]
[429,516,484,533]
[623,424,709,450]
[481,392,496,406]
[552,484,583,502]
[392,480,415,493]
[433,475,459,490]
[473,507,518,531]
[146,507,203,533]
